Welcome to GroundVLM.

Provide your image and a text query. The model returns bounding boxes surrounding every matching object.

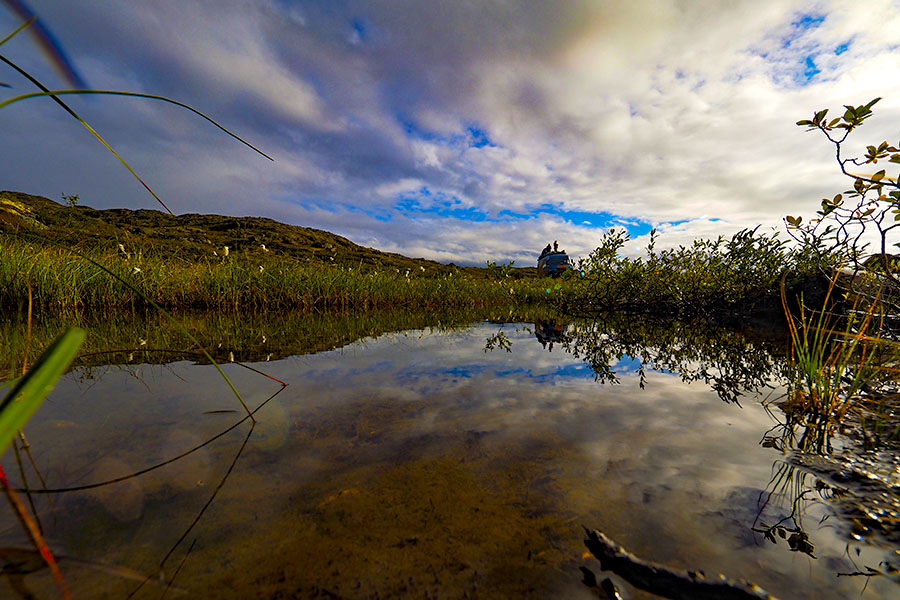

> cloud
[2,0,900,264]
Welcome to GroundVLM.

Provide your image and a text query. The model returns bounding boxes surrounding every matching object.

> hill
[1,191,531,277]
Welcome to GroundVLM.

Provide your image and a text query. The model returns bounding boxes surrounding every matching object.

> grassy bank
[0,236,552,312]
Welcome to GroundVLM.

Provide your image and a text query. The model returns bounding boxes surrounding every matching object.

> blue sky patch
[781,12,825,49]
[394,190,489,221]
[350,17,368,43]
[467,126,494,148]
[793,14,825,30]
[389,198,657,240]
[397,114,495,149]
[835,42,850,55]
[803,55,820,81]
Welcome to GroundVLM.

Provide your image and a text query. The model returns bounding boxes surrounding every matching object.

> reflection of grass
[0,236,551,312]
[0,305,561,375]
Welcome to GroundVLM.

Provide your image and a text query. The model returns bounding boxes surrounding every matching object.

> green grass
[0,235,552,312]
[775,273,900,452]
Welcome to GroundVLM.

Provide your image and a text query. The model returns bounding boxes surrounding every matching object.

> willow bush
[561,226,830,318]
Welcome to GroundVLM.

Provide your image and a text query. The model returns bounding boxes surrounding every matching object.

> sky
[2,0,900,266]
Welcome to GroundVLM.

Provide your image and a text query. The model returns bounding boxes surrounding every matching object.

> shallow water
[1,315,897,599]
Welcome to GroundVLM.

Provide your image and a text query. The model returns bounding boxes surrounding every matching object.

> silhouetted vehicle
[537,251,569,277]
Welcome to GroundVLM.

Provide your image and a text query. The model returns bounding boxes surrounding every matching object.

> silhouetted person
[553,240,558,252]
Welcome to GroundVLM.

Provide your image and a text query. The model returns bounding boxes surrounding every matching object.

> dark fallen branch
[583,529,778,600]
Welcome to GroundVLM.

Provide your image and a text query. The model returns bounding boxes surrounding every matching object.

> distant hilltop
[1,191,536,277]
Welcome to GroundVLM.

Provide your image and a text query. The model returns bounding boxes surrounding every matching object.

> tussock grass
[776,273,900,451]
[0,236,551,312]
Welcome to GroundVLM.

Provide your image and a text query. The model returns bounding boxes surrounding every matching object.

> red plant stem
[0,464,70,599]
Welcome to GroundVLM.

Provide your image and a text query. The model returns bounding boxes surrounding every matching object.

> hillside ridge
[0,190,495,275]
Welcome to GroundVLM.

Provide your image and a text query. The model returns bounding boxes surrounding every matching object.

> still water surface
[1,314,897,599]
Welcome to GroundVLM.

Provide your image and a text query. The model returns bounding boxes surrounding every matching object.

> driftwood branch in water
[583,529,779,600]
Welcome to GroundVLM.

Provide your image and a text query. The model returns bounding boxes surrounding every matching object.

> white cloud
[2,0,900,263]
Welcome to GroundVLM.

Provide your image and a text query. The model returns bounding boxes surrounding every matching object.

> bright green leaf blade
[0,327,85,454]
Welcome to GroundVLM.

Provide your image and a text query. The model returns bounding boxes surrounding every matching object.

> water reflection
[0,311,897,598]
[517,315,788,404]
[490,315,900,595]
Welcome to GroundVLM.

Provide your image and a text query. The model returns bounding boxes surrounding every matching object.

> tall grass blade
[0,326,84,454]
[0,52,175,213]
[0,89,273,161]
[0,325,83,600]
[0,15,35,48]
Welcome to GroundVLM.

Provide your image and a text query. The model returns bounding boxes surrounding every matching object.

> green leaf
[0,327,85,454]
[796,119,813,126]
[872,170,886,182]
[843,106,856,121]
[865,97,882,109]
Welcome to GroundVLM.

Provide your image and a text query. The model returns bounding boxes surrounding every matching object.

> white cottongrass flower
[132,266,142,274]
[259,265,264,273]
[260,244,268,252]
[223,246,230,256]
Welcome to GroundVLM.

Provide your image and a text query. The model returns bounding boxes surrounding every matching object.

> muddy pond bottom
[1,321,896,599]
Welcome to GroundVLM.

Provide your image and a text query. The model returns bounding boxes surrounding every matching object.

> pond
[0,309,897,599]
